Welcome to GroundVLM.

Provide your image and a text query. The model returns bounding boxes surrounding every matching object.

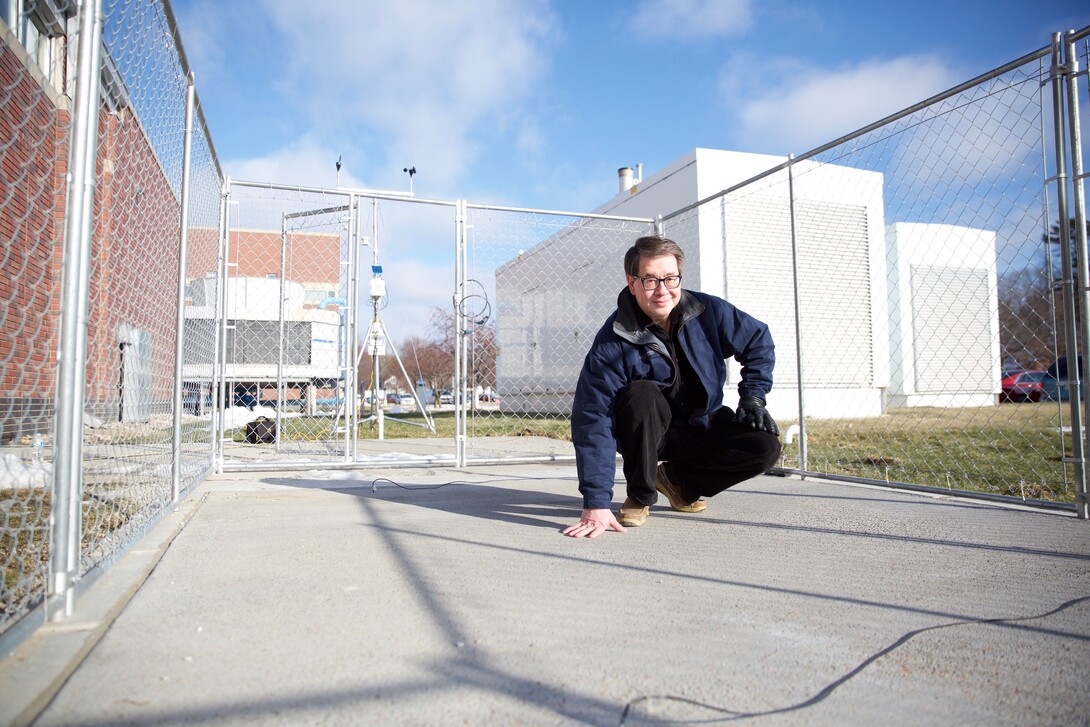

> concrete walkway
[2,459,1088,725]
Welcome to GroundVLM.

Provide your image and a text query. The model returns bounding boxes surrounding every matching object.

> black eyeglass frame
[635,275,682,291]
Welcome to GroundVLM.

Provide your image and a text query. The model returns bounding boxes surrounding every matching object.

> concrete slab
[2,463,1089,726]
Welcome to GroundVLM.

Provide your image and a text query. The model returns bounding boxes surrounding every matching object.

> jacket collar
[612,287,705,349]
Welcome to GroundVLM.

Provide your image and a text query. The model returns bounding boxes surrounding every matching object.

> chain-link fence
[216,182,355,461]
[457,206,655,461]
[1,0,221,640]
[657,42,1085,506]
[217,182,463,466]
[3,1,1087,649]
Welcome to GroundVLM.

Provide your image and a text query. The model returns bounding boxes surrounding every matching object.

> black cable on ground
[618,594,1090,725]
[368,474,601,493]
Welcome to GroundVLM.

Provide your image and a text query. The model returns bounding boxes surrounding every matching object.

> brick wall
[1,32,185,437]
[0,36,68,441]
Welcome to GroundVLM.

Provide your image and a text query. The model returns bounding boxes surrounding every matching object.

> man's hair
[624,236,685,277]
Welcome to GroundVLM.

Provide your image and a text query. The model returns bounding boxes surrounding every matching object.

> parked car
[439,392,453,405]
[1041,355,1084,402]
[999,370,1046,402]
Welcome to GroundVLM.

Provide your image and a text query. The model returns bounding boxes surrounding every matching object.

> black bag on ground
[245,417,276,444]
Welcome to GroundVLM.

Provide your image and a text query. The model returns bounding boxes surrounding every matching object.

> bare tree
[999,266,1059,370]
[427,306,498,403]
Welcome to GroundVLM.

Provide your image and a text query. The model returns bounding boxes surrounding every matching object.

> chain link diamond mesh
[1,0,222,636]
[466,207,655,455]
[662,55,1073,501]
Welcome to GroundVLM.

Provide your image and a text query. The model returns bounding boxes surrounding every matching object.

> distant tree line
[356,306,497,406]
[999,218,1089,371]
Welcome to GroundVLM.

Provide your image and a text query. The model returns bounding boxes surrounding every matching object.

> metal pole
[1049,33,1087,513]
[50,0,104,618]
[171,72,196,502]
[1063,30,1090,519]
[209,185,229,469]
[344,199,358,462]
[787,156,808,473]
[452,202,462,466]
[217,190,235,470]
[456,201,469,466]
[348,196,360,461]
[372,199,382,440]
[276,217,288,451]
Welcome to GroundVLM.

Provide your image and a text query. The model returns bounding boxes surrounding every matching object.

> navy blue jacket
[571,288,775,509]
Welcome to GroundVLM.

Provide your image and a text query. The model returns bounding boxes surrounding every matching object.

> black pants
[615,379,782,506]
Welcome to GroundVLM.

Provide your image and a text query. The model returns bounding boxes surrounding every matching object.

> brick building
[1,5,209,439]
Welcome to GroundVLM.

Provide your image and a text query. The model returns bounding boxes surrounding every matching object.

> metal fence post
[1063,30,1090,519]
[787,155,808,473]
[49,0,104,617]
[217,183,235,470]
[276,218,288,451]
[455,200,467,467]
[210,184,230,470]
[171,72,197,502]
[1049,32,1087,515]
[348,195,361,462]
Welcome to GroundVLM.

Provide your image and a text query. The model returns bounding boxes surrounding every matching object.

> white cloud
[378,256,456,343]
[172,0,229,74]
[225,134,369,190]
[630,0,752,40]
[261,0,559,192]
[726,54,959,155]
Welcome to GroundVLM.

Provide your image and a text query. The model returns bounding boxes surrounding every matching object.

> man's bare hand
[562,507,625,538]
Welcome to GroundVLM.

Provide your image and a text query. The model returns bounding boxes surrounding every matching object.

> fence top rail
[228,179,463,208]
[465,201,655,224]
[660,36,1066,223]
[1068,26,1090,44]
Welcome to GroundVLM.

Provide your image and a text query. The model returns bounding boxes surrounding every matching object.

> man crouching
[564,235,781,538]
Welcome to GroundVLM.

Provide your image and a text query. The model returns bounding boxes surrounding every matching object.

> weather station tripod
[358,269,436,437]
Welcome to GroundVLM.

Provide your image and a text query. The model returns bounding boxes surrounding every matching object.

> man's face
[627,254,681,328]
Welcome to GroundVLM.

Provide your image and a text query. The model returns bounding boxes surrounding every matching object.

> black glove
[734,396,779,436]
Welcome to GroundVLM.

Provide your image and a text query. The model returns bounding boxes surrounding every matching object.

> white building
[495,148,999,419]
[183,276,344,410]
[886,222,1000,408]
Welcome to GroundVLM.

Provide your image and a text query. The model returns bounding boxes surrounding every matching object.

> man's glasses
[636,275,682,291]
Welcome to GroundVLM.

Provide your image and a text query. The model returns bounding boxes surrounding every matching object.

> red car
[1000,370,1046,402]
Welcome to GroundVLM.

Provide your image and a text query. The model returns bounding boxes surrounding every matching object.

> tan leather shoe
[654,463,707,513]
[618,497,649,526]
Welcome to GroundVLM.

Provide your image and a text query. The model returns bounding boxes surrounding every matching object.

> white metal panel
[911,265,992,393]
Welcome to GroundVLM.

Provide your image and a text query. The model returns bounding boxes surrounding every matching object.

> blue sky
[170,0,1089,336]
[173,0,1088,209]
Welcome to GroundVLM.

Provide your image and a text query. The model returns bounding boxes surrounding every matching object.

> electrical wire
[363,476,1088,722]
[368,474,599,494]
[454,279,492,328]
[618,594,1090,725]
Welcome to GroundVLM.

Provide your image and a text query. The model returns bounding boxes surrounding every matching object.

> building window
[1,0,71,95]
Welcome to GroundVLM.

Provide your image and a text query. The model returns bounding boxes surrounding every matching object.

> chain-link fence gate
[217,182,463,469]
[215,186,654,470]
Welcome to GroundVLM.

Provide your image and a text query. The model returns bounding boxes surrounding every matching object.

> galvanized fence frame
[214,181,460,472]
[211,28,1090,520]
[0,0,223,644]
[212,184,654,472]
